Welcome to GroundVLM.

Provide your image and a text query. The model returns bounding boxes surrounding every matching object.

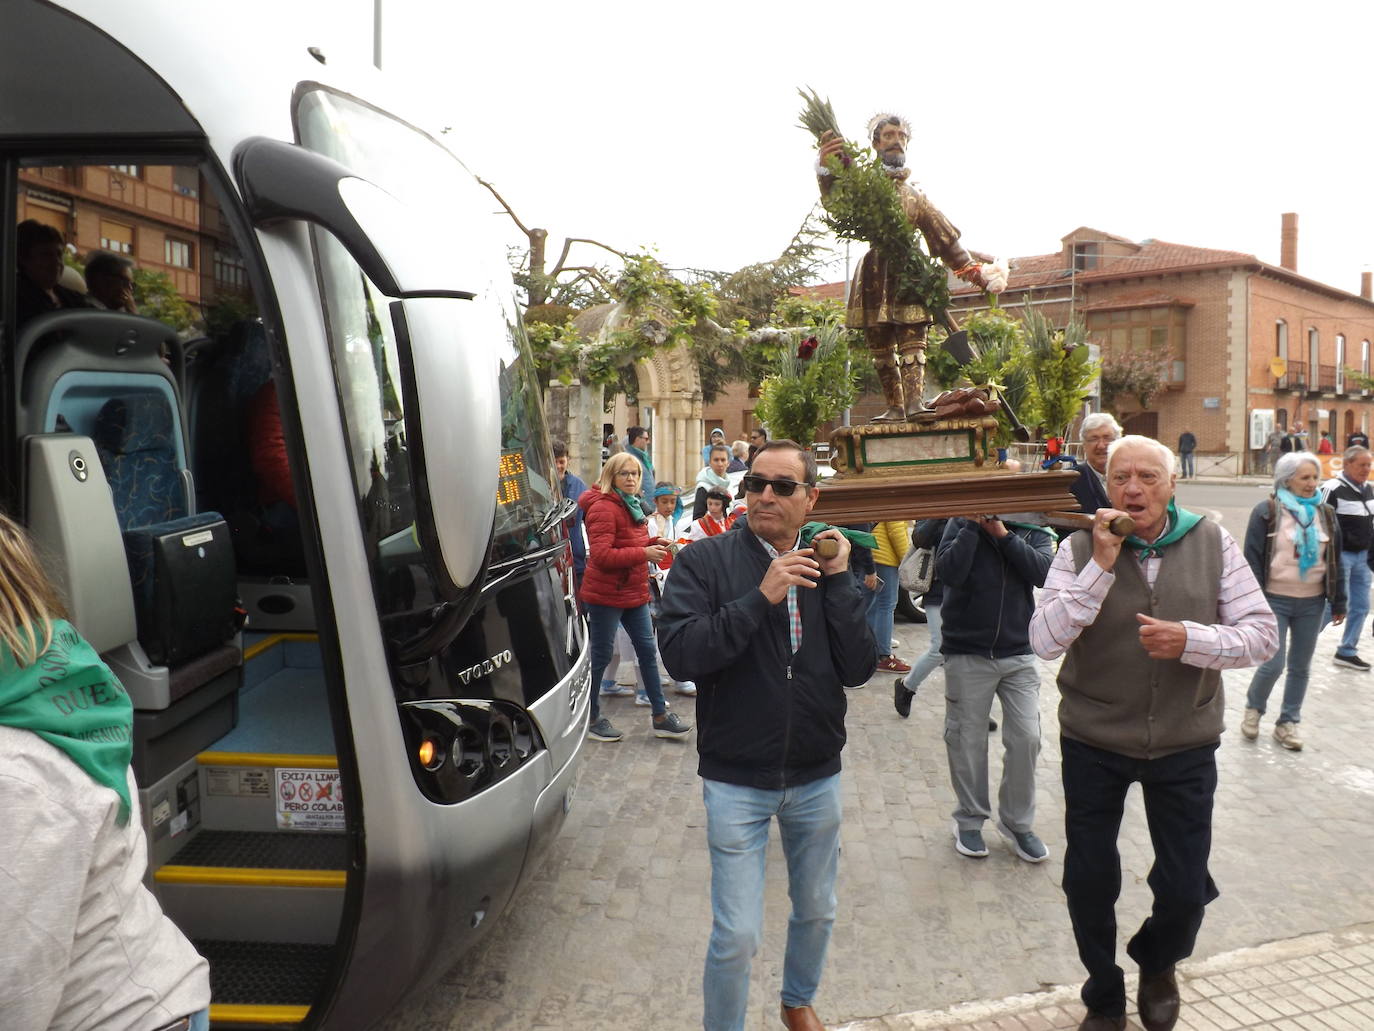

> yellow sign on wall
[1269,356,1288,378]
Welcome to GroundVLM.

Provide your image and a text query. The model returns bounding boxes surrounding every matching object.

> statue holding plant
[800,90,1008,422]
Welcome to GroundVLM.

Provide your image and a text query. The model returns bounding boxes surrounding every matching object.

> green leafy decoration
[1021,307,1098,438]
[753,306,860,446]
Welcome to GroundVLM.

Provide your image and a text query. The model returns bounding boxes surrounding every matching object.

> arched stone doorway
[544,302,704,487]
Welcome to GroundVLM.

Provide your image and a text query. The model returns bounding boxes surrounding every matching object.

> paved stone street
[391,491,1374,1030]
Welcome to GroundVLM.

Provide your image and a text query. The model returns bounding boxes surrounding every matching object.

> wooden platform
[810,469,1081,523]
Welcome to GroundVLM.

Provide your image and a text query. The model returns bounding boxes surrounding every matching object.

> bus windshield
[295,88,560,610]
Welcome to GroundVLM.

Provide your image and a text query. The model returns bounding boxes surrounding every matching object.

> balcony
[1276,360,1306,392]
[1317,364,1338,393]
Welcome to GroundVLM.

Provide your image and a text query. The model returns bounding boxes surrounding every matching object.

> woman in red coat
[579,452,693,744]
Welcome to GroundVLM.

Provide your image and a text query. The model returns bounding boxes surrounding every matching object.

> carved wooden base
[810,469,1081,524]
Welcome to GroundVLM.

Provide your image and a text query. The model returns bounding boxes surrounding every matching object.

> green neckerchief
[800,521,878,551]
[1123,499,1204,558]
[614,486,648,523]
[0,619,134,823]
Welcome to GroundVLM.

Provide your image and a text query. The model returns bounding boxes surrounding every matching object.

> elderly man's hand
[1136,614,1187,660]
[760,550,822,605]
[1091,508,1130,570]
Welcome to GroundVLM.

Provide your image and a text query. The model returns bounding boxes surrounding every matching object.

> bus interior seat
[189,318,314,631]
[15,312,242,733]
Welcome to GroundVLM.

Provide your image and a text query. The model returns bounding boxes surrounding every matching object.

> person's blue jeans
[189,1010,210,1031]
[1246,593,1324,724]
[586,602,666,719]
[1325,548,1370,657]
[1180,451,1195,478]
[906,602,943,690]
[864,563,900,658]
[702,773,842,1031]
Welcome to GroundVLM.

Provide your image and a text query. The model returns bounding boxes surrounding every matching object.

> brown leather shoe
[780,1002,825,1030]
[1137,965,1180,1031]
[1078,1011,1127,1031]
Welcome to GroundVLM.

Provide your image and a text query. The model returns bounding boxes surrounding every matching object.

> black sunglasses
[742,474,811,497]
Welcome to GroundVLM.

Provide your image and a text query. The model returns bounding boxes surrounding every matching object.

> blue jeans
[906,602,943,690]
[863,563,900,658]
[190,1010,210,1031]
[586,602,665,719]
[1326,549,1370,657]
[1247,593,1324,724]
[702,774,842,1031]
[1180,452,1195,478]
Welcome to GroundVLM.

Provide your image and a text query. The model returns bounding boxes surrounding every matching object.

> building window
[1336,334,1346,393]
[213,247,247,288]
[108,164,140,177]
[1308,328,1323,390]
[99,219,134,254]
[1073,242,1100,271]
[1085,305,1187,384]
[165,237,193,269]
[172,166,200,199]
[1275,319,1288,360]
[1363,340,1371,396]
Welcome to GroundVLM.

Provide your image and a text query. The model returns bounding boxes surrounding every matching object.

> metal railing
[1277,360,1306,391]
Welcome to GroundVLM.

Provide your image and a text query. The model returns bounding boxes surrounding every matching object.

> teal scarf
[1275,487,1322,578]
[614,486,648,523]
[1124,499,1204,558]
[627,444,654,483]
[0,619,134,823]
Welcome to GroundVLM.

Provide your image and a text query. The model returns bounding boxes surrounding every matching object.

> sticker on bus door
[274,767,345,831]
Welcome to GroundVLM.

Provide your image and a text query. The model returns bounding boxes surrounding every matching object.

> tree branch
[550,237,629,278]
[476,177,533,237]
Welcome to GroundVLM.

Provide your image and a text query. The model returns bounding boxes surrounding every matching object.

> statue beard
[879,150,911,180]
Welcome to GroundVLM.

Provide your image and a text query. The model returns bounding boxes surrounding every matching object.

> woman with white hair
[1240,451,1345,750]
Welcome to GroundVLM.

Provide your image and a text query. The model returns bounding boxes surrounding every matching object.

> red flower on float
[797,335,819,360]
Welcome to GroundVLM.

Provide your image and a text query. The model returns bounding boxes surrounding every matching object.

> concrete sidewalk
[837,923,1374,1030]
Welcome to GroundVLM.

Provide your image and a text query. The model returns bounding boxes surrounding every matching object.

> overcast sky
[317,0,1374,296]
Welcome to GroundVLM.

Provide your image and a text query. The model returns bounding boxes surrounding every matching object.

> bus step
[165,828,348,872]
[200,939,331,1027]
[158,831,346,944]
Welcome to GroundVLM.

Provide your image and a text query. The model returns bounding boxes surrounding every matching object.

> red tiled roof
[1077,288,1197,312]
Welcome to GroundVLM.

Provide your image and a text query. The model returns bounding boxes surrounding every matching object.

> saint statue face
[875,123,908,168]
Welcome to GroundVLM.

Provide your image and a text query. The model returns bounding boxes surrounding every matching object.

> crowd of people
[556,415,1374,1031]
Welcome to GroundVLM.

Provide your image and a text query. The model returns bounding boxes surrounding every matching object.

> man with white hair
[1030,435,1276,1031]
[815,115,1005,421]
[1070,412,1121,514]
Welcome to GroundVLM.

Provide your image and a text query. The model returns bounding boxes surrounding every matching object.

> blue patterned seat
[93,394,188,526]
[94,394,236,668]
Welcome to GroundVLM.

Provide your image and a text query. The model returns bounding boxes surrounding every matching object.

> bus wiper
[536,496,576,536]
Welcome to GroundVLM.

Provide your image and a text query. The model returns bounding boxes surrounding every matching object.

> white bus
[2,3,590,1026]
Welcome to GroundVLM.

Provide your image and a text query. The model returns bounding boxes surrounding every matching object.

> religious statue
[815,114,1006,422]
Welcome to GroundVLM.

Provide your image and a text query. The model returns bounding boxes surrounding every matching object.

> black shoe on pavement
[1333,653,1372,671]
[1137,965,1180,1031]
[1077,1012,1126,1031]
[893,677,914,719]
[988,718,998,732]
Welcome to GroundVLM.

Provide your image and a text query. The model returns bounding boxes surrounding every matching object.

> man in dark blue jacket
[660,439,876,1031]
[552,441,587,587]
[937,515,1055,864]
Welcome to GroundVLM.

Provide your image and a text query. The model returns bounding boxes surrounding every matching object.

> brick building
[17,162,249,317]
[702,216,1374,472]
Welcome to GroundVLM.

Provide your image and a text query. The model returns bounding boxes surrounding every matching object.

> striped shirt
[756,531,803,655]
[1029,527,1276,669]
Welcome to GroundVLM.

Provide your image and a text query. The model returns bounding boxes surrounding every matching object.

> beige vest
[1058,521,1224,758]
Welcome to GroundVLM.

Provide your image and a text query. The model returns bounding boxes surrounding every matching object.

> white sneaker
[1241,708,1260,741]
[674,681,697,696]
[1274,721,1303,750]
